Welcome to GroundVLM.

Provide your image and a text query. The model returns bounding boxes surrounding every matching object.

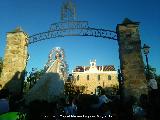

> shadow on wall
[3,70,25,97]
[0,71,25,111]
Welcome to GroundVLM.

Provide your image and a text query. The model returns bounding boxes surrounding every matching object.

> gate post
[0,27,28,95]
[116,18,148,101]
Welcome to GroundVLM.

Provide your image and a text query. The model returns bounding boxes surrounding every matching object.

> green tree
[26,68,45,89]
[144,65,160,88]
[64,81,75,95]
[155,74,160,88]
[144,65,156,78]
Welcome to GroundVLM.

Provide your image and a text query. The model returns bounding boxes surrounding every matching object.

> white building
[72,60,119,94]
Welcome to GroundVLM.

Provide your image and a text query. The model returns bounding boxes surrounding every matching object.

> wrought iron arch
[28,21,117,44]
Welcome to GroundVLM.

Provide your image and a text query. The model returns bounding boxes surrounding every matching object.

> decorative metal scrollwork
[29,21,117,44]
[49,21,89,31]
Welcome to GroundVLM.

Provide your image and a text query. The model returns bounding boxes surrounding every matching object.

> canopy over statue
[44,47,68,80]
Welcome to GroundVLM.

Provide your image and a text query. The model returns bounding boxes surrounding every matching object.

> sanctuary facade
[72,60,119,94]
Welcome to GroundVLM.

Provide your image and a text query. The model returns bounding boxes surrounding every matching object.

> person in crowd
[64,96,77,115]
[91,89,112,110]
[132,102,146,119]
[148,76,160,120]
[98,89,112,107]
[148,75,158,97]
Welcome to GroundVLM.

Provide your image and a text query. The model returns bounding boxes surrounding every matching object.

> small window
[87,75,89,80]
[98,75,100,80]
[77,75,79,80]
[108,75,111,80]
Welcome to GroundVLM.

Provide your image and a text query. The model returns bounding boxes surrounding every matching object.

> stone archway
[0,0,147,101]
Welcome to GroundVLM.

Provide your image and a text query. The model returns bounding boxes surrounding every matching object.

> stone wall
[0,28,28,94]
[116,19,148,100]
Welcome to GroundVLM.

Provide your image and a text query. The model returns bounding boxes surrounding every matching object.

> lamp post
[142,44,150,81]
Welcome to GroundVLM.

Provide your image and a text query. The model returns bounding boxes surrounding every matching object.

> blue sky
[0,0,160,74]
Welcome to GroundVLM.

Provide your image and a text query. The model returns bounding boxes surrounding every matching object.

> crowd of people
[0,76,160,120]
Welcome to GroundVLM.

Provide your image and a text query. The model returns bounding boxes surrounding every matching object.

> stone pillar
[116,18,148,101]
[0,27,28,95]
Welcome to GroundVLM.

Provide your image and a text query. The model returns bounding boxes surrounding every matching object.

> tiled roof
[103,65,115,71]
[74,66,84,72]
[73,65,116,72]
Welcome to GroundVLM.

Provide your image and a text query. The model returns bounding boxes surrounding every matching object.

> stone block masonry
[116,18,148,101]
[0,27,28,95]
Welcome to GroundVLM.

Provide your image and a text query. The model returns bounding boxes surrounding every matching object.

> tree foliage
[144,65,156,78]
[144,65,160,88]
[155,74,160,88]
[24,68,45,92]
